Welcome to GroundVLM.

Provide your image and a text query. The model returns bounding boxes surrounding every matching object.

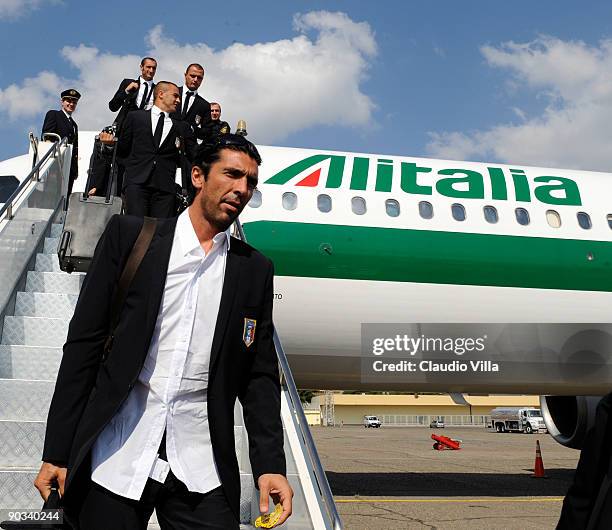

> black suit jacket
[558,393,612,529]
[117,110,195,193]
[42,110,78,179]
[200,119,232,143]
[169,87,212,141]
[109,78,155,131]
[43,215,285,522]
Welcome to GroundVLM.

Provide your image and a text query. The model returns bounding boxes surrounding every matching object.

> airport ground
[311,425,580,529]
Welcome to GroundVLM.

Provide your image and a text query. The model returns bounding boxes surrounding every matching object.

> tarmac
[311,425,580,529]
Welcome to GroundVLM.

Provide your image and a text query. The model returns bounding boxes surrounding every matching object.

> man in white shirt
[107,57,158,193]
[98,81,196,217]
[35,134,293,529]
[170,63,213,142]
[109,57,157,115]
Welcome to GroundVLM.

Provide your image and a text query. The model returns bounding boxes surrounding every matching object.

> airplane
[2,131,611,449]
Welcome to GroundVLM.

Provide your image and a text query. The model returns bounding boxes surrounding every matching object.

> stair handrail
[29,132,39,172]
[0,138,67,223]
[234,219,343,530]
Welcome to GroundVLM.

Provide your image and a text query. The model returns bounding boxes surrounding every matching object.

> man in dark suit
[42,89,80,196]
[34,135,293,529]
[108,57,157,122]
[170,63,212,141]
[98,81,195,218]
[107,57,157,194]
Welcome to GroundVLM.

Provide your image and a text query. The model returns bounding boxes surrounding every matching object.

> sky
[3,1,612,172]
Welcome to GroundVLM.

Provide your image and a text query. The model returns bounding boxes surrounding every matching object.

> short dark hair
[193,134,262,178]
[186,63,204,73]
[153,81,178,98]
[141,57,157,67]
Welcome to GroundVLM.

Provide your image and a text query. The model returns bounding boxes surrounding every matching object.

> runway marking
[335,497,564,504]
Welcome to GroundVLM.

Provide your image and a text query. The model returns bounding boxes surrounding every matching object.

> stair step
[1,316,68,347]
[14,291,78,318]
[50,224,63,238]
[0,379,54,421]
[0,421,45,468]
[43,237,59,255]
[26,271,84,295]
[35,253,63,272]
[0,470,40,509]
[0,345,62,380]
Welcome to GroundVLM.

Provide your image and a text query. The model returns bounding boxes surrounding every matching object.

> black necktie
[183,91,193,118]
[153,112,165,148]
[139,82,149,109]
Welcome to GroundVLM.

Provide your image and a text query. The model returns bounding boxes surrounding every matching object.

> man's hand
[99,132,116,145]
[34,462,67,501]
[125,81,139,93]
[258,474,293,527]
[88,187,97,196]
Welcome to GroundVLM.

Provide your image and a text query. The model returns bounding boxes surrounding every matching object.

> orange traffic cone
[533,439,547,478]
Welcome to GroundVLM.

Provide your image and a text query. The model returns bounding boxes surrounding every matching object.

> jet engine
[540,395,602,449]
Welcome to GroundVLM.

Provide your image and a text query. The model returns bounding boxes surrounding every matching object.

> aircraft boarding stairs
[0,138,342,529]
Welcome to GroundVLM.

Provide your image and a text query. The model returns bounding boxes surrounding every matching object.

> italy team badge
[243,318,256,348]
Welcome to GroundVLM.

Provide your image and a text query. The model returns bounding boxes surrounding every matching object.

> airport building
[308,393,540,426]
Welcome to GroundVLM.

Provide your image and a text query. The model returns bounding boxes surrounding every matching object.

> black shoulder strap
[103,217,157,356]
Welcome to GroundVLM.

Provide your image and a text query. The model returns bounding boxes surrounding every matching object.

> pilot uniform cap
[61,89,81,101]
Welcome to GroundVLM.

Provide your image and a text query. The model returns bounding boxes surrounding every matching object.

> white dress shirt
[136,76,153,110]
[150,105,173,146]
[91,209,230,500]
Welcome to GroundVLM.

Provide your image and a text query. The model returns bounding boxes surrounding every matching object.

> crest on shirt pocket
[243,318,256,348]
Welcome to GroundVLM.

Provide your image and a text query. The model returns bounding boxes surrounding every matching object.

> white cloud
[0,0,60,20]
[0,11,377,144]
[427,36,612,172]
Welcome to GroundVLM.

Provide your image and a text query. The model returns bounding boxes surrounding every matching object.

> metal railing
[0,137,67,223]
[234,220,343,530]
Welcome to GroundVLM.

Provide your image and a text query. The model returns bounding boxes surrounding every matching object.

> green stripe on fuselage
[243,221,612,292]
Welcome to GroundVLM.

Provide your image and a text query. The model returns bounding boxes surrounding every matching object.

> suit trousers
[77,473,238,530]
[124,184,175,218]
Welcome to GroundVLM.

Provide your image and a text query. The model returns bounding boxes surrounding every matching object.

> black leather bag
[0,487,65,529]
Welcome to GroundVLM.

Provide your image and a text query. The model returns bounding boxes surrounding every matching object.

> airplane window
[351,196,367,215]
[577,212,592,230]
[248,189,262,208]
[546,209,561,228]
[317,194,332,213]
[282,192,298,211]
[608,214,612,229]
[385,199,400,217]
[451,203,466,221]
[419,201,433,219]
[515,208,530,226]
[483,205,498,224]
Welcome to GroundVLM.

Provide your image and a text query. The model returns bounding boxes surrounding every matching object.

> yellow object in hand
[254,503,283,528]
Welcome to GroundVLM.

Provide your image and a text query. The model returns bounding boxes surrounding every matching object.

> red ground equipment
[431,433,461,450]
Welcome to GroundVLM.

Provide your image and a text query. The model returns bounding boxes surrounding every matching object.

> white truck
[363,415,382,428]
[490,407,547,434]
